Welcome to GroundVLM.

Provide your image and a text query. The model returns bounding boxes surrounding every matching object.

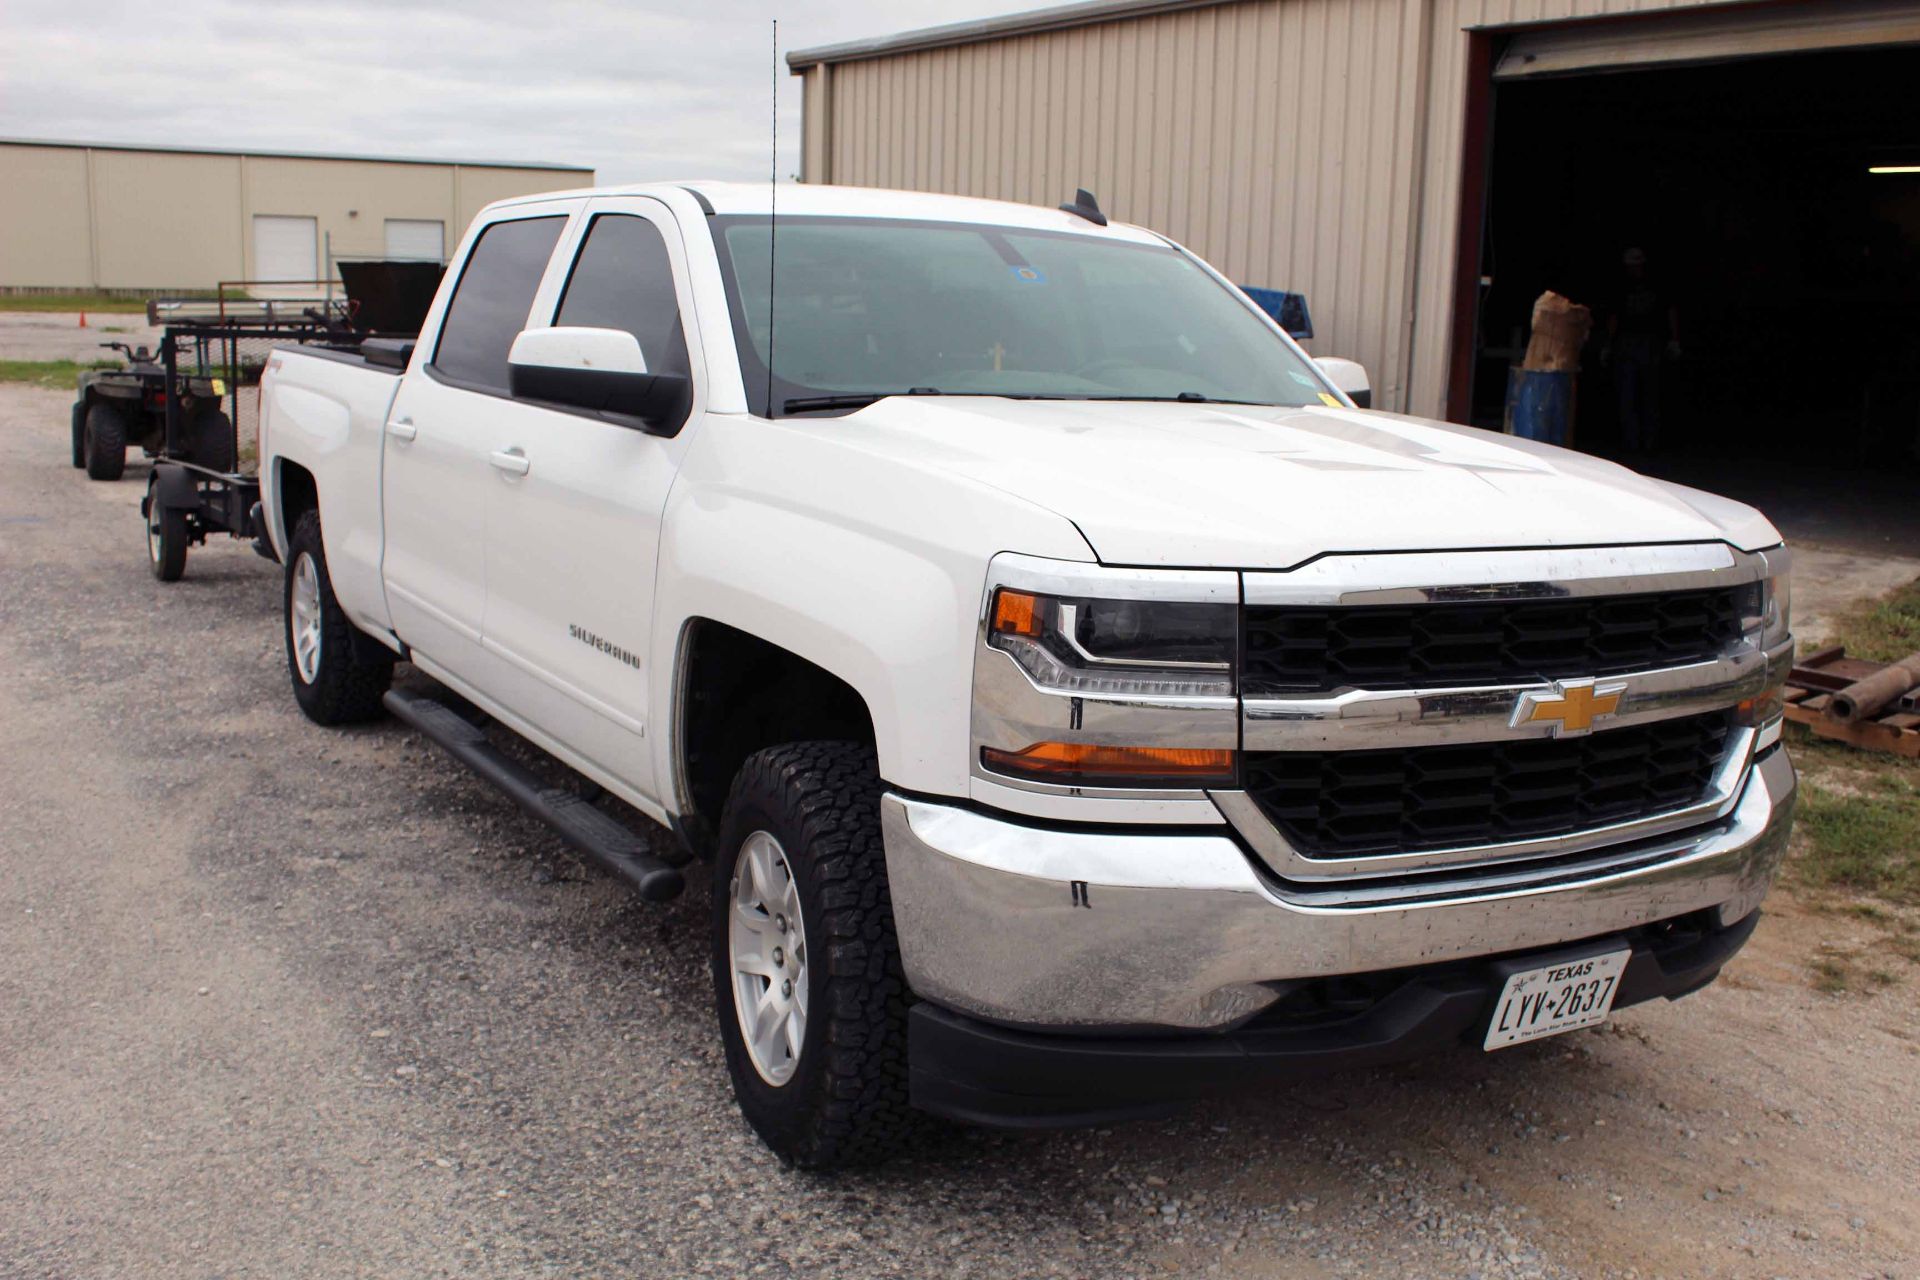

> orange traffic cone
[78,311,87,328]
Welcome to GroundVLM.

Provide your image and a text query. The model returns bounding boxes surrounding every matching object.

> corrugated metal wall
[794,0,1761,418]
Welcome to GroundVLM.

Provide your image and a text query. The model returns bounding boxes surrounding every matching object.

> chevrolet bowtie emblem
[1511,679,1627,737]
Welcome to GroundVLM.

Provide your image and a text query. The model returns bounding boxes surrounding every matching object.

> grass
[1789,740,1920,906]
[1778,574,1920,991]
[0,358,117,389]
[0,292,157,315]
[1816,575,1920,662]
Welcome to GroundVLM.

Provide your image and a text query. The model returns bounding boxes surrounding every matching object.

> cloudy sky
[0,0,1035,184]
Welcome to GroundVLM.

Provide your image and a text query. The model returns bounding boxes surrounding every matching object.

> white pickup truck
[258,181,1795,1169]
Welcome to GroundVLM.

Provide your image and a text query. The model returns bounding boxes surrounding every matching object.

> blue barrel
[1238,286,1313,340]
[1505,369,1573,444]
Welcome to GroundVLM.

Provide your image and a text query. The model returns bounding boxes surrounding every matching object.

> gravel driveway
[0,381,1913,1279]
[0,312,165,362]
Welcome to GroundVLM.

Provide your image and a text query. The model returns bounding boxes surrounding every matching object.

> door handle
[489,448,531,476]
[386,417,417,441]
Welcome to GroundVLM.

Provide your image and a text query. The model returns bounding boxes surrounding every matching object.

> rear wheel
[83,402,127,481]
[710,742,921,1169]
[285,510,394,725]
[70,402,86,468]
[145,477,188,582]
[185,408,236,472]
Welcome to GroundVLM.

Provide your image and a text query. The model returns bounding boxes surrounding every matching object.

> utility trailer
[126,263,443,582]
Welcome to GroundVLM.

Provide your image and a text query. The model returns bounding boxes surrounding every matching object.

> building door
[251,214,316,282]
[384,218,445,262]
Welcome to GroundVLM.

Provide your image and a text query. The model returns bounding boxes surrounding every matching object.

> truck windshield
[711,216,1335,417]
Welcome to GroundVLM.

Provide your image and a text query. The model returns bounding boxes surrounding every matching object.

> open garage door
[1464,26,1920,552]
[1494,0,1920,80]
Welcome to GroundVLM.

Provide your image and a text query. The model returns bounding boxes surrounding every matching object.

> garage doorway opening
[1467,44,1920,551]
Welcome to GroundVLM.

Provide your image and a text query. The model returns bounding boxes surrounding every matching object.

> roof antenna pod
[1059,188,1107,226]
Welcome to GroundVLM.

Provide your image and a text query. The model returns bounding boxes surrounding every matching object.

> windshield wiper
[782,387,942,415]
[1055,393,1275,407]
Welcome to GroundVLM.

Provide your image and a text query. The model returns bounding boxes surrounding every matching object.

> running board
[383,688,685,901]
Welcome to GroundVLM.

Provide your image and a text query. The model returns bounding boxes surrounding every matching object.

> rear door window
[431,215,566,393]
[554,214,690,378]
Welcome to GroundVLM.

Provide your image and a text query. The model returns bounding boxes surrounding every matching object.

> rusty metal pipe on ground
[1828,654,1920,723]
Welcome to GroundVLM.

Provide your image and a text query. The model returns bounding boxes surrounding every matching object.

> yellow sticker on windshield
[1318,392,1342,407]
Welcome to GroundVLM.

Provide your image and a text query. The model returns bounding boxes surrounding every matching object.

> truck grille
[1243,711,1736,858]
[1241,587,1744,694]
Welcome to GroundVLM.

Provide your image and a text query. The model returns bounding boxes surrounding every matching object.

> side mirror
[1315,356,1372,409]
[507,326,689,432]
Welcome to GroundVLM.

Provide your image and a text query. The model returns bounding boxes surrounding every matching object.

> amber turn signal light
[981,742,1236,784]
[993,589,1042,637]
[1734,689,1785,727]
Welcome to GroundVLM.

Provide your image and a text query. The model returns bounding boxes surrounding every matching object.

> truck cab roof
[484,179,1167,242]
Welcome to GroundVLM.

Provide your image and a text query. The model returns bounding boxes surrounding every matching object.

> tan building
[789,0,1920,436]
[0,139,593,294]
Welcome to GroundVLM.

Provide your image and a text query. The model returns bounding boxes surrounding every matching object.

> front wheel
[285,510,394,725]
[70,402,86,469]
[83,402,127,481]
[710,742,921,1170]
[145,478,188,582]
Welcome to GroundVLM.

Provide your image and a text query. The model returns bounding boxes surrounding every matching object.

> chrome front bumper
[881,745,1795,1031]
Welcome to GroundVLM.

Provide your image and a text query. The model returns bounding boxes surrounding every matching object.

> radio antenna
[766,17,778,418]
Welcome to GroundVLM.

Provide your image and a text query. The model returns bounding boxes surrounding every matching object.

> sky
[0,0,1037,184]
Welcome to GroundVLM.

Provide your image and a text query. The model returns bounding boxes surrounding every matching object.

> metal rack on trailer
[129,263,443,582]
[137,298,358,582]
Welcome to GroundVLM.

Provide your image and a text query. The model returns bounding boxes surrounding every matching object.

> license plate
[1484,948,1630,1050]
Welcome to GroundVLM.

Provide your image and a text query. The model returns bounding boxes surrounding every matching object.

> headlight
[1737,572,1790,652]
[973,563,1240,792]
[1734,567,1790,743]
[988,588,1234,698]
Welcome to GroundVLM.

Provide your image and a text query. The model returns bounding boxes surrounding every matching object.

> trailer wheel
[83,402,128,481]
[186,408,237,473]
[285,510,393,725]
[145,477,188,582]
[71,401,86,469]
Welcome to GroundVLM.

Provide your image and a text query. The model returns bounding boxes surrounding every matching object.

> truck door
[478,197,703,796]
[380,210,569,684]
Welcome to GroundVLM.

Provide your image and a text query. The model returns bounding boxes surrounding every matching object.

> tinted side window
[432,215,566,392]
[555,215,690,378]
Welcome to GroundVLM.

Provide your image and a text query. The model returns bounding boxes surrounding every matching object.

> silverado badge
[1510,678,1626,738]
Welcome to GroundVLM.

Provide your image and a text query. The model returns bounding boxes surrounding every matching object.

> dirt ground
[0,380,1914,1279]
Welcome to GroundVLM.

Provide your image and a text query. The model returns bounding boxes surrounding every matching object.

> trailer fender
[149,462,199,514]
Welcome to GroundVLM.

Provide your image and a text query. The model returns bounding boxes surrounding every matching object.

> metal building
[789,0,1920,425]
[0,139,593,294]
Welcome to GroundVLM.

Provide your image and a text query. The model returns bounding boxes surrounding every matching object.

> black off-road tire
[83,402,128,481]
[70,401,86,468]
[710,742,922,1170]
[285,510,394,725]
[146,477,188,583]
[186,408,237,473]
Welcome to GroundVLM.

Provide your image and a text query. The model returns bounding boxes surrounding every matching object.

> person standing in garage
[1604,247,1681,454]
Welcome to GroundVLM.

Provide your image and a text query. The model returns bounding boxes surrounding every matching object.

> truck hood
[818,397,1781,568]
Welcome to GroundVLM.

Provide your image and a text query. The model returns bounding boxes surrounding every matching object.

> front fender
[651,414,1093,806]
